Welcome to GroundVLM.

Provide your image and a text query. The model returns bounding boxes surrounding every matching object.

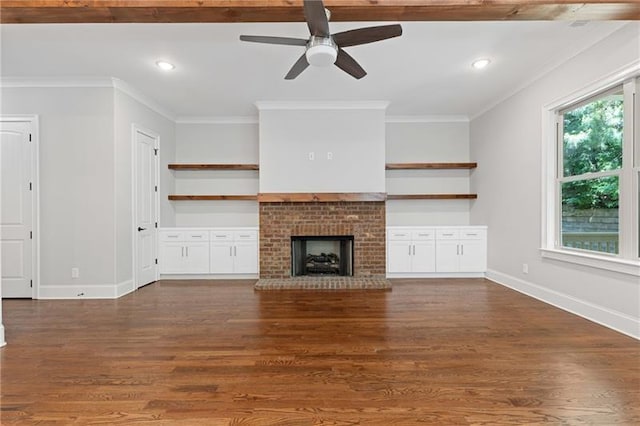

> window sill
[540,248,640,277]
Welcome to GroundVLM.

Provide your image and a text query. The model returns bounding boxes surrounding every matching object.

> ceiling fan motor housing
[306,36,338,67]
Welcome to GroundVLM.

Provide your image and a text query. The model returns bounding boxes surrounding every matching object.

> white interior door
[134,127,158,288]
[1,121,33,298]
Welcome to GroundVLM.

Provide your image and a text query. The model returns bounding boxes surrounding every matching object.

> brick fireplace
[259,201,386,279]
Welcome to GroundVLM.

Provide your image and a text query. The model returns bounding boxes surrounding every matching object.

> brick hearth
[259,201,386,279]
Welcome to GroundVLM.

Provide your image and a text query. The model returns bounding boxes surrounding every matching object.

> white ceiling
[0,21,627,119]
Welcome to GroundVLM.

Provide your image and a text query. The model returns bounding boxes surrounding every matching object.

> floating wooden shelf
[258,192,387,203]
[168,164,259,170]
[387,194,478,200]
[386,162,477,170]
[168,195,258,201]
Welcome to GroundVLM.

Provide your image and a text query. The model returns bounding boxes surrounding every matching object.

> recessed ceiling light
[472,58,491,70]
[156,61,175,71]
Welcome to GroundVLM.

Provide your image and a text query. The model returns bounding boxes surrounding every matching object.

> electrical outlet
[71,267,80,278]
[522,263,529,274]
[327,152,333,160]
[308,152,315,161]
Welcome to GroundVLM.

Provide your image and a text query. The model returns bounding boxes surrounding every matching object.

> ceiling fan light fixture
[306,44,338,67]
[305,36,338,67]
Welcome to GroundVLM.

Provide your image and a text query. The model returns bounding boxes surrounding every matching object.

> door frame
[131,124,160,289]
[0,115,39,299]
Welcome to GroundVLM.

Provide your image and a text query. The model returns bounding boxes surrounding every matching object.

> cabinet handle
[412,245,415,255]
[442,233,454,236]
[239,234,250,238]
[408,245,411,256]
[191,235,202,238]
[230,246,233,257]
[181,247,184,257]
[461,244,464,256]
[234,246,237,257]
[456,244,459,255]
[466,233,477,236]
[186,246,189,257]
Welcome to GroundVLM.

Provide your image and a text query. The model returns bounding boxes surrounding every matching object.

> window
[558,89,623,255]
[542,71,639,276]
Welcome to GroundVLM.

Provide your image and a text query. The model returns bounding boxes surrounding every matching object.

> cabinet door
[387,241,411,273]
[234,241,258,274]
[412,241,436,273]
[184,242,210,273]
[210,242,234,274]
[459,240,487,272]
[159,242,185,274]
[436,240,459,272]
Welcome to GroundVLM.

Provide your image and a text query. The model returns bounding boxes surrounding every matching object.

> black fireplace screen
[291,235,354,277]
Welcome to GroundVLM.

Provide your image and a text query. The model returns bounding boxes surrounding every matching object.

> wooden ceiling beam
[2,1,639,24]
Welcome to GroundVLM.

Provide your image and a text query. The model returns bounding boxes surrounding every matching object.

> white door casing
[1,119,36,298]
[133,125,159,289]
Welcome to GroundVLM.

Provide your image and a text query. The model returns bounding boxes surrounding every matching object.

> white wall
[258,103,386,193]
[386,120,472,226]
[470,23,640,338]
[114,89,176,285]
[174,122,259,227]
[1,87,117,297]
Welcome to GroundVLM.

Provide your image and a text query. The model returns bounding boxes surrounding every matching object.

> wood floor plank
[1,279,638,424]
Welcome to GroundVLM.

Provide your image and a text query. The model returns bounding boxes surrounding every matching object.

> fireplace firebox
[291,235,354,277]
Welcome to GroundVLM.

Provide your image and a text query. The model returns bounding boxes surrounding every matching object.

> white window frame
[541,62,640,277]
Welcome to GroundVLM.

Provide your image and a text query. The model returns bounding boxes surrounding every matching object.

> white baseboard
[0,324,5,347]
[486,269,640,340]
[387,272,485,279]
[159,274,258,280]
[116,280,135,297]
[38,280,135,299]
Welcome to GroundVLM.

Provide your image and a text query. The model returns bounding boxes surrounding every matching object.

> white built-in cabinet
[387,228,436,273]
[209,229,259,274]
[435,228,487,273]
[159,229,210,274]
[159,228,258,276]
[387,226,487,278]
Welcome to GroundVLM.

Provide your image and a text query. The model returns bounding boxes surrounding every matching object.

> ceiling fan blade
[285,54,310,80]
[332,24,403,48]
[303,0,330,37]
[239,35,308,46]
[335,48,366,80]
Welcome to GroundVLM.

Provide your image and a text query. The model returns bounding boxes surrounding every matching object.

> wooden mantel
[2,1,639,24]
[258,192,387,203]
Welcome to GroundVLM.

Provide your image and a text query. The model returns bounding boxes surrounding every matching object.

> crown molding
[469,21,629,121]
[175,116,258,124]
[0,76,176,121]
[111,78,176,121]
[385,115,469,123]
[255,100,390,111]
[0,76,113,88]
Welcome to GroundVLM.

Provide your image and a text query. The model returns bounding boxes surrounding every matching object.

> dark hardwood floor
[1,279,638,425]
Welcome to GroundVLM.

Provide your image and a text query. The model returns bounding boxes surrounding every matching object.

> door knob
[138,227,146,232]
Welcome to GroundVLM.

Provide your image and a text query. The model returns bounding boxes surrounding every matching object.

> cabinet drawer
[460,228,486,240]
[387,229,412,241]
[160,231,184,242]
[185,231,209,242]
[411,229,435,241]
[210,231,233,241]
[234,230,258,241]
[436,229,460,240]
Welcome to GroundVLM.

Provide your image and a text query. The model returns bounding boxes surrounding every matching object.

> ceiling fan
[239,0,402,80]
